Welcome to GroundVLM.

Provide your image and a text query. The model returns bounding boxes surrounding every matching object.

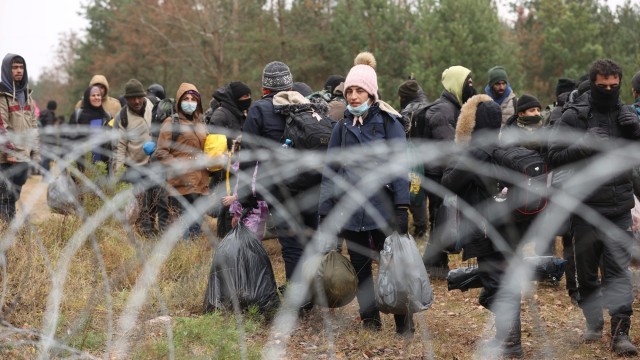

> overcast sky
[0,0,630,82]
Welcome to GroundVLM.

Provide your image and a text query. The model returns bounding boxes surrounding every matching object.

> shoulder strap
[74,109,82,124]
[118,107,128,128]
[171,113,180,143]
[512,97,517,114]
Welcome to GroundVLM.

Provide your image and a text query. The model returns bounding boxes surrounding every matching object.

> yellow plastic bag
[204,134,228,171]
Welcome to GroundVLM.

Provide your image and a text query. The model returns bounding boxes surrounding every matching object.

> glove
[240,194,258,210]
[394,207,409,235]
[143,141,157,155]
[617,106,639,127]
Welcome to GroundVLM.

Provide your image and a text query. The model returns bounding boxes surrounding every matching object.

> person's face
[89,87,102,107]
[238,94,251,101]
[345,86,370,107]
[11,62,24,82]
[94,84,107,97]
[594,74,620,90]
[126,96,145,112]
[518,107,541,117]
[181,93,198,103]
[491,80,507,97]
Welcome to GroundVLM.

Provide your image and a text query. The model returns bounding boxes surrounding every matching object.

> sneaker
[612,334,639,356]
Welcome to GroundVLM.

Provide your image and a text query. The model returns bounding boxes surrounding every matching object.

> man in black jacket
[419,65,476,279]
[548,59,640,356]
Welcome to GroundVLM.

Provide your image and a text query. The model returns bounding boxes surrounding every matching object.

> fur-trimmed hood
[273,90,329,116]
[455,94,501,145]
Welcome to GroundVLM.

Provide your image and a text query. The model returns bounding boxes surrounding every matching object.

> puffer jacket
[155,83,209,196]
[318,103,410,232]
[441,95,502,260]
[420,91,458,179]
[548,92,639,217]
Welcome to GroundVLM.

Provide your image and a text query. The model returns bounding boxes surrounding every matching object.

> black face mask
[236,98,252,112]
[461,85,477,104]
[590,82,620,111]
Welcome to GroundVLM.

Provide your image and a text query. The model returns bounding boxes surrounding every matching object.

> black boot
[394,314,415,339]
[484,318,523,359]
[583,313,604,342]
[611,315,638,356]
[361,310,381,331]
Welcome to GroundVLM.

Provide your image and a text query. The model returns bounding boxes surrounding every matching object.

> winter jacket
[547,92,639,217]
[327,83,347,122]
[318,103,410,232]
[419,91,458,179]
[75,74,122,117]
[441,95,502,260]
[114,98,153,171]
[155,83,209,196]
[0,54,38,163]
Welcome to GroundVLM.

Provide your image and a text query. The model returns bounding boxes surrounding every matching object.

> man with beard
[419,65,477,279]
[548,59,640,356]
[485,66,517,126]
[0,54,39,222]
[114,79,164,236]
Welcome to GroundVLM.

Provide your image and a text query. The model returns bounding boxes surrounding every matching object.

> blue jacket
[318,103,410,232]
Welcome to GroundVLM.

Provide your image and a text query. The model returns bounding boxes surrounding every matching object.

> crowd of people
[2,50,640,358]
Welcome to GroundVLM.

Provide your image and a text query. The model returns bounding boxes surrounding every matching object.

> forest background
[32,0,640,117]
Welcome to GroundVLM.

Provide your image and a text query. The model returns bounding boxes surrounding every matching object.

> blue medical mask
[180,101,197,115]
[347,101,370,117]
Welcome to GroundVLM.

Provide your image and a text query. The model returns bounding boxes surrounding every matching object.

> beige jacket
[75,74,122,117]
[114,98,153,171]
[0,89,39,163]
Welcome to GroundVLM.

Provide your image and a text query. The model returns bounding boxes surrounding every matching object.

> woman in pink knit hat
[317,52,414,337]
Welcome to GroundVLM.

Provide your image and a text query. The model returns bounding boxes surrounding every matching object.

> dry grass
[1,207,640,359]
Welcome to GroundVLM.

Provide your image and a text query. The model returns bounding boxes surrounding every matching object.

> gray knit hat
[262,61,293,91]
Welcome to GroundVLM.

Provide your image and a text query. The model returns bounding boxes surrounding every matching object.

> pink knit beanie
[343,52,378,102]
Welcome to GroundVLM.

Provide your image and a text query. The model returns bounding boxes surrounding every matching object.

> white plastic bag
[375,232,434,314]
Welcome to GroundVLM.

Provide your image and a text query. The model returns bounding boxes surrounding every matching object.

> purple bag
[230,161,268,240]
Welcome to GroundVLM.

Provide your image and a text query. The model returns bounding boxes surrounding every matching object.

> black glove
[394,207,409,235]
[617,106,639,127]
[240,194,258,210]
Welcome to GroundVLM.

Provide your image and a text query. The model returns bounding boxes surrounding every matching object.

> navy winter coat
[318,103,410,232]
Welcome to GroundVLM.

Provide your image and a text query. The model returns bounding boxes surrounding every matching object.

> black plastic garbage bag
[524,256,567,283]
[375,232,433,314]
[47,174,79,215]
[203,223,280,314]
[302,250,357,308]
[447,266,483,292]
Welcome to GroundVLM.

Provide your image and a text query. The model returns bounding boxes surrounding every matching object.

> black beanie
[46,100,57,111]
[398,80,420,98]
[324,75,345,93]
[474,101,502,132]
[632,71,640,93]
[292,82,313,97]
[516,94,541,113]
[556,78,577,97]
[229,81,251,100]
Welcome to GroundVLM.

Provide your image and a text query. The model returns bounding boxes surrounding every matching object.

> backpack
[494,147,548,219]
[283,109,333,151]
[282,109,333,190]
[407,99,442,139]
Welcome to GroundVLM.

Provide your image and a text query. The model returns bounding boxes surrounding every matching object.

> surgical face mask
[180,101,198,115]
[347,101,370,117]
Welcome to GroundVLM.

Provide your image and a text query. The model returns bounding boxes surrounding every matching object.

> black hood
[212,84,243,117]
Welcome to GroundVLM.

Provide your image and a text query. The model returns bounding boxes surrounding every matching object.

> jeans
[572,212,634,318]
[0,162,30,222]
